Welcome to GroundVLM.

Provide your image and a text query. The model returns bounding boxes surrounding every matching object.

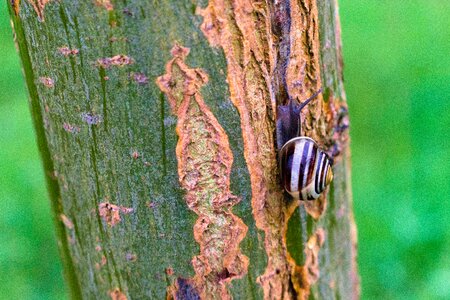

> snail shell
[279,137,333,200]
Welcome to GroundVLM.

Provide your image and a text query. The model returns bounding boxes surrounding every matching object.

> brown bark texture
[8,0,358,299]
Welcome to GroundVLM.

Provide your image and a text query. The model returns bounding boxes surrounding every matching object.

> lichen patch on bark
[157,44,249,299]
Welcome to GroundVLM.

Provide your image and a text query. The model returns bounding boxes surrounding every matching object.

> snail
[277,89,333,200]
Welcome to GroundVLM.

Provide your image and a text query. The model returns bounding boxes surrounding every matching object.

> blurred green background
[1,0,449,299]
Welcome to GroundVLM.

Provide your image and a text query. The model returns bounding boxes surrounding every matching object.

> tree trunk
[8,0,358,299]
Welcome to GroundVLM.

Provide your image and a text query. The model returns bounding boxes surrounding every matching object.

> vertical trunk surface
[8,0,358,299]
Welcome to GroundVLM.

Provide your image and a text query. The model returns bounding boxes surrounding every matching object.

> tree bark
[8,0,358,299]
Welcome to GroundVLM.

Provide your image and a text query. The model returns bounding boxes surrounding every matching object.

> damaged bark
[8,0,358,299]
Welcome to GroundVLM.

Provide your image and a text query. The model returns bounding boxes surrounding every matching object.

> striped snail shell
[279,136,333,200]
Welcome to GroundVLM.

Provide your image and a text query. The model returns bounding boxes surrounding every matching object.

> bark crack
[197,1,293,298]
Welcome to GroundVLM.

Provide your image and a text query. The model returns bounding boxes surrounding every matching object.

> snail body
[279,137,333,200]
[277,89,333,200]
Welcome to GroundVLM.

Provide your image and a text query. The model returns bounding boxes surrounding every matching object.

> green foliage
[340,0,450,299]
[0,0,448,299]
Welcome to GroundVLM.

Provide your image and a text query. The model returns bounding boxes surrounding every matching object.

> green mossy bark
[8,0,357,299]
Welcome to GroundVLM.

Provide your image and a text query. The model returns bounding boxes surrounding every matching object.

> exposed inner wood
[157,44,249,299]
[198,0,351,298]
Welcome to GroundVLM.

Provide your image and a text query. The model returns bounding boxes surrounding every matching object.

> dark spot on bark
[287,277,298,299]
[126,253,137,262]
[122,8,133,16]
[217,268,234,281]
[175,278,200,300]
[146,201,156,208]
[335,106,349,133]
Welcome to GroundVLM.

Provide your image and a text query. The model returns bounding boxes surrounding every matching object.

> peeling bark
[157,44,249,299]
[197,0,353,298]
[8,0,357,299]
[27,0,51,20]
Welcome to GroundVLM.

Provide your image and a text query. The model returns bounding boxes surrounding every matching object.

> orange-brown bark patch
[290,228,325,300]
[101,255,107,266]
[60,213,74,229]
[98,202,133,227]
[39,76,54,88]
[63,122,80,133]
[11,0,20,16]
[304,228,325,283]
[27,0,51,21]
[109,288,127,300]
[97,55,134,68]
[287,0,339,221]
[303,196,327,220]
[287,0,347,222]
[58,46,79,56]
[95,0,113,11]
[131,150,140,159]
[282,204,325,297]
[285,0,322,100]
[157,44,249,299]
